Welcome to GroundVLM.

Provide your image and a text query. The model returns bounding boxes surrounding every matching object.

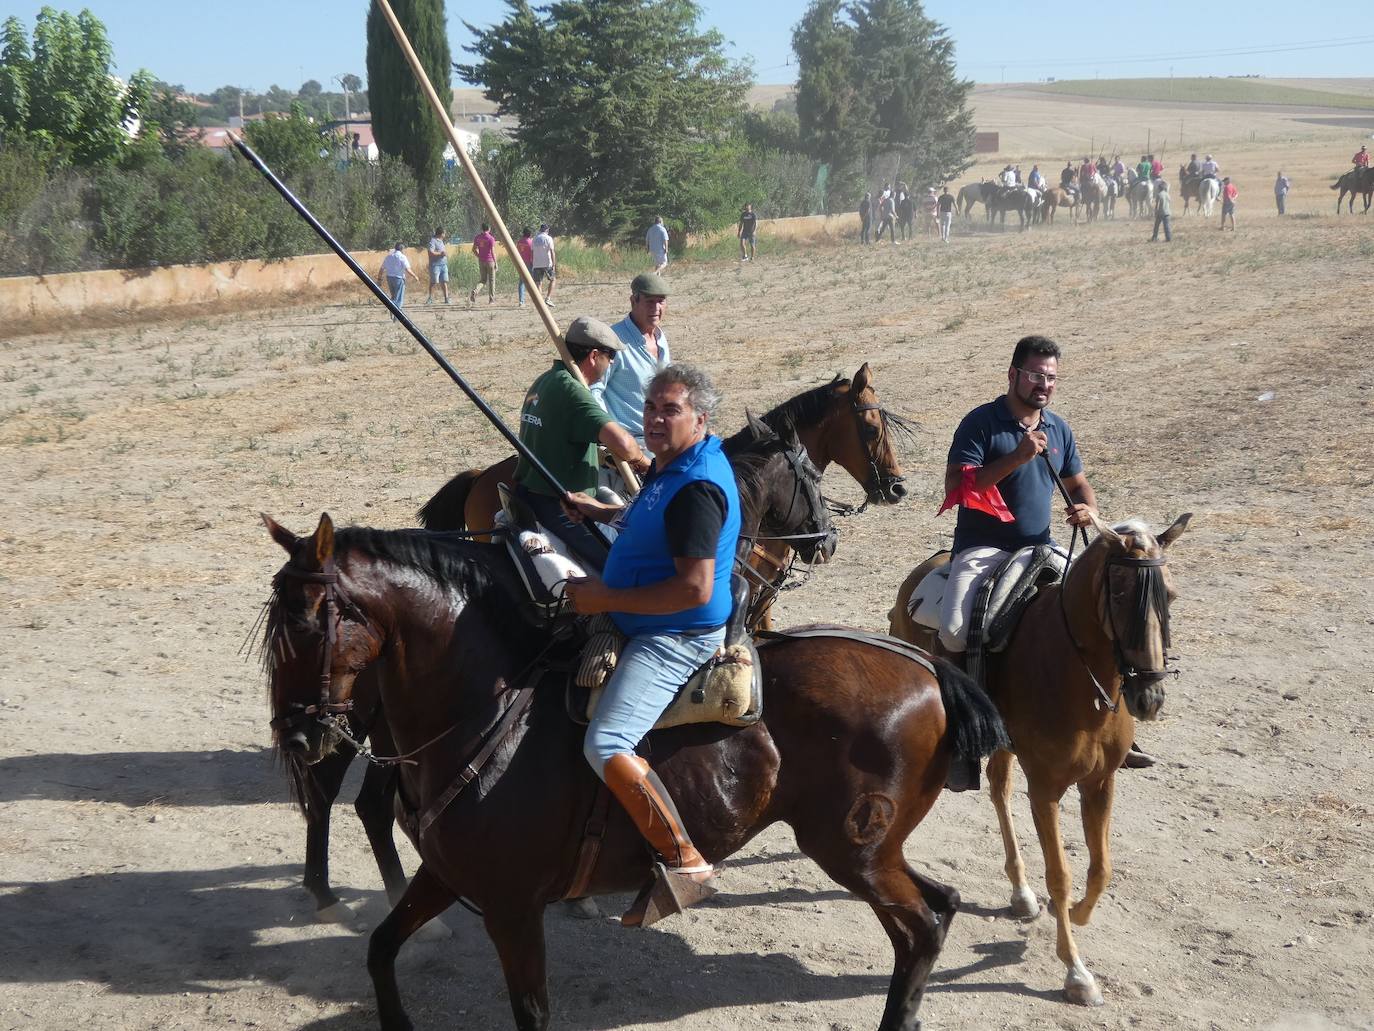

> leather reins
[269,559,358,733]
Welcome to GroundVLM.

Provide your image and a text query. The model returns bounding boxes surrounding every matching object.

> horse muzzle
[867,475,907,505]
[1121,669,1174,721]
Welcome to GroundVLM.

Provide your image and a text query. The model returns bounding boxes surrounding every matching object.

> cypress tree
[366,0,452,186]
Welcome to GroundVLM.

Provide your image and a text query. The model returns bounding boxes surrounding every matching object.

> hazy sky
[2,1,1370,93]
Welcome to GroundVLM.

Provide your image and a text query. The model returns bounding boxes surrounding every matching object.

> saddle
[907,544,1068,684]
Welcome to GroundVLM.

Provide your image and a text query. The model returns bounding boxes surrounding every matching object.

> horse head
[739,413,836,564]
[261,512,384,763]
[1075,512,1192,721]
[837,363,910,505]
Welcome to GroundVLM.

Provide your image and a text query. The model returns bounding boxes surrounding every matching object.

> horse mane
[759,377,847,438]
[720,427,787,533]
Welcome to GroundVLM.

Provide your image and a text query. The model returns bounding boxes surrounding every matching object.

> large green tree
[0,7,151,166]
[366,0,452,186]
[793,0,972,199]
[459,0,753,242]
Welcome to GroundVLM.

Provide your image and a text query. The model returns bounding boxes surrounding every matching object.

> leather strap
[562,783,612,901]
[755,623,936,676]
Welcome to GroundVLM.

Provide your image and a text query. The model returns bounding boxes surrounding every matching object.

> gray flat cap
[565,316,623,351]
[630,271,670,297]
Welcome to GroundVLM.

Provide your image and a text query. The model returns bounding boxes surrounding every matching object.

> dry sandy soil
[3,125,1373,1031]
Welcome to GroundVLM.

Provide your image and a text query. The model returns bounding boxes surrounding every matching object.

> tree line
[0,0,973,276]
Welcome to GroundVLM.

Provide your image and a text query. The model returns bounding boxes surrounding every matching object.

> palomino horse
[1332,167,1374,213]
[1040,187,1079,225]
[263,514,1009,1031]
[887,512,1191,1007]
[1080,176,1107,223]
[271,416,836,921]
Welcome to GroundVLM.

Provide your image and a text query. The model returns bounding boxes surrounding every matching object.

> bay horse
[262,513,1009,1031]
[886,512,1191,1007]
[1040,187,1079,225]
[273,415,837,922]
[1331,167,1374,213]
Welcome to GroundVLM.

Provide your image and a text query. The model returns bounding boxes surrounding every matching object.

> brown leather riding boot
[603,753,712,877]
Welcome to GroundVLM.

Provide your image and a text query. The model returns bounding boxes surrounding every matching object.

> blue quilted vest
[602,435,741,636]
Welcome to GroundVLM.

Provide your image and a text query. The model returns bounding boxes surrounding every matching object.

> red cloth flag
[937,465,1014,522]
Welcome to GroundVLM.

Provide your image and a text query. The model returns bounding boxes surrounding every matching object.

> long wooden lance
[373,0,641,494]
[227,132,611,549]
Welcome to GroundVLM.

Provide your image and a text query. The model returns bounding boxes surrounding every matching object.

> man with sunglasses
[514,316,652,570]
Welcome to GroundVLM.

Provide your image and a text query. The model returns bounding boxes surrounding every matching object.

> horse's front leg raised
[1069,773,1115,926]
[367,863,457,1031]
[987,749,1039,919]
[1027,778,1103,1007]
[484,900,552,1031]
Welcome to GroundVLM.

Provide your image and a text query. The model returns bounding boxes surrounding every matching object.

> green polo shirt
[514,362,613,496]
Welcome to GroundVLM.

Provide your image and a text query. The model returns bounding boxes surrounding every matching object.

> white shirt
[380,250,411,278]
[531,232,554,268]
[1200,160,1218,176]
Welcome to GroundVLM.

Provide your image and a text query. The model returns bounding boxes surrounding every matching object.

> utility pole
[333,75,353,156]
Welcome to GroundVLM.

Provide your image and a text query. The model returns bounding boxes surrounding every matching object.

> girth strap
[562,784,613,901]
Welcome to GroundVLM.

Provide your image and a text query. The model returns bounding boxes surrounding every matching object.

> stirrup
[621,862,717,928]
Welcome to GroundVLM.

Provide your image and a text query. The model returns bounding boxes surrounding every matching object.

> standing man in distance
[469,222,498,305]
[531,223,557,306]
[738,203,758,262]
[515,227,534,306]
[425,227,450,304]
[1273,171,1290,216]
[858,192,872,244]
[1150,179,1172,243]
[936,186,956,243]
[376,242,418,313]
[513,316,651,570]
[1220,177,1238,231]
[646,216,670,274]
[593,272,671,446]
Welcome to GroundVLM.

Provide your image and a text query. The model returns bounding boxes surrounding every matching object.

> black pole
[229,134,609,548]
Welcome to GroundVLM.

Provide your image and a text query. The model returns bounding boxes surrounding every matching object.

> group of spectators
[374,223,559,313]
[859,182,957,245]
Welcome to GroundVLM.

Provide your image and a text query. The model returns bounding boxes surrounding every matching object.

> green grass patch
[1029,78,1374,110]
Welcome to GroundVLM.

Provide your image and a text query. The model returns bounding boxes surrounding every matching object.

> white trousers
[937,546,1011,653]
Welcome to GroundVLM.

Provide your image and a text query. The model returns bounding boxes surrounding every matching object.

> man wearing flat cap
[515,316,651,568]
[591,272,672,446]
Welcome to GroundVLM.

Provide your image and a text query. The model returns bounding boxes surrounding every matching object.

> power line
[962,33,1374,71]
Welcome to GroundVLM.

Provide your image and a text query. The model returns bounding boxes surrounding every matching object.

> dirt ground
[3,127,1373,1031]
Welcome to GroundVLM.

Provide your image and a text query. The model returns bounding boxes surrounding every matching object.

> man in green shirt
[515,316,651,569]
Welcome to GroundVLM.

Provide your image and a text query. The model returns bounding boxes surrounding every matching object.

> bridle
[267,558,360,735]
[851,394,904,508]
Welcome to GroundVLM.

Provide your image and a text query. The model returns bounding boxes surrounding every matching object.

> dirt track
[3,136,1373,1031]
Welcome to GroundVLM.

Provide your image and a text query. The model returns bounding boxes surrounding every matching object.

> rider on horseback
[564,364,741,893]
[1186,153,1201,178]
[1200,154,1219,180]
[513,317,652,569]
[1061,161,1077,197]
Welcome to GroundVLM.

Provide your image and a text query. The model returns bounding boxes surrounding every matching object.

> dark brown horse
[1332,167,1374,213]
[273,416,836,922]
[262,514,1008,1030]
[888,512,1191,1007]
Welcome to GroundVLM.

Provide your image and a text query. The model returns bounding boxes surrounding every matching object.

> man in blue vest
[563,365,740,904]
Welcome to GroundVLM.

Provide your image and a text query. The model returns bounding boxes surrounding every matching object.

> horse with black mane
[1331,166,1374,213]
[262,509,1007,1030]
[273,412,837,922]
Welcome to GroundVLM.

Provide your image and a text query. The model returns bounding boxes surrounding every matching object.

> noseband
[268,559,358,734]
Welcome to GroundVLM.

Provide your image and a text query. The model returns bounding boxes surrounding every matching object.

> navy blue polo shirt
[948,396,1082,554]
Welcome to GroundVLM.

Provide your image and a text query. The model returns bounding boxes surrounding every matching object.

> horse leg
[354,758,407,907]
[1026,778,1102,1007]
[484,901,552,1031]
[293,747,354,922]
[1069,773,1115,927]
[987,749,1039,919]
[367,862,457,1031]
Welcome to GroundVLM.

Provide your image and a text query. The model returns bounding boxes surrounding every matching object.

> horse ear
[1158,512,1193,549]
[262,513,297,554]
[1086,511,1125,547]
[312,512,335,565]
[745,410,774,442]
[852,362,873,395]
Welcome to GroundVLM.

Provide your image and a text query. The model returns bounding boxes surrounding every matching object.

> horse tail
[417,468,482,530]
[933,657,1009,760]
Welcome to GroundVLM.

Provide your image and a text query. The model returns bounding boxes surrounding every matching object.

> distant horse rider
[513,317,651,569]
[1061,161,1078,197]
[1027,164,1044,191]
[1000,164,1017,188]
[563,364,742,901]
[1186,153,1201,178]
[1136,154,1152,184]
[1200,154,1219,180]
[1355,144,1370,169]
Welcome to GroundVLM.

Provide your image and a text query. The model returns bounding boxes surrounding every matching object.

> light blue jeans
[584,626,725,777]
[386,275,406,308]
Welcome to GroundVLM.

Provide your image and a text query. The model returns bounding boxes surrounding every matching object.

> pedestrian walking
[516,227,534,306]
[1150,180,1172,242]
[859,192,872,244]
[531,223,557,306]
[738,203,758,261]
[1273,171,1290,215]
[1220,177,1237,231]
[377,242,418,312]
[936,186,956,242]
[425,227,450,304]
[646,216,670,273]
[469,223,498,305]
[875,191,896,244]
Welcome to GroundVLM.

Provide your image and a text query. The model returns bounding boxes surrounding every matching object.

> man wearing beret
[515,316,651,569]
[591,272,672,446]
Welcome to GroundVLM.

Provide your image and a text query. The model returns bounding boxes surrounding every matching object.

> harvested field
[2,132,1373,1031]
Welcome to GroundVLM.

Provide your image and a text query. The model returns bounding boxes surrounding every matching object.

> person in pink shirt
[469,223,498,305]
[1150,154,1164,179]
[515,227,535,306]
[1354,145,1369,168]
[1220,177,1238,231]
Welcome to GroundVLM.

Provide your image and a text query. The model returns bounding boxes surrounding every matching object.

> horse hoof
[414,917,453,942]
[1064,967,1104,1007]
[562,897,603,920]
[314,901,354,925]
[1009,886,1040,920]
